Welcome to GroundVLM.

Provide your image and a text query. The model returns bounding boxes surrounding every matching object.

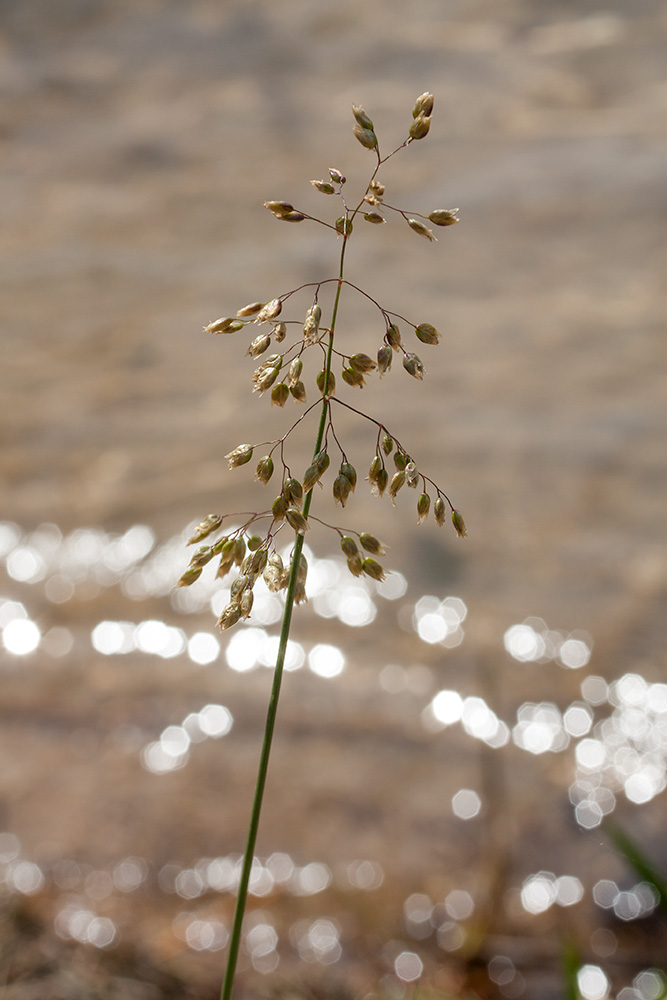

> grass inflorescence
[179,93,465,1000]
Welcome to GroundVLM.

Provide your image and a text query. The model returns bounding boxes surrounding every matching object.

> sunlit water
[0,520,665,996]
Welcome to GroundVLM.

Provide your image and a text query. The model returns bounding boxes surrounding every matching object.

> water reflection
[1,519,666,992]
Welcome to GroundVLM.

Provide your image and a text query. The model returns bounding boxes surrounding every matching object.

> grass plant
[177,94,464,999]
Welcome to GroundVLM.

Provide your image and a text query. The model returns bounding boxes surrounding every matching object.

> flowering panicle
[182,93,466,631]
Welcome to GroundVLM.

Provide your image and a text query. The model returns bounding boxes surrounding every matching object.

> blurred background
[1,0,666,997]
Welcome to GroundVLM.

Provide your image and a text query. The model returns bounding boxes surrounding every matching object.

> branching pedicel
[178,94,466,1000]
[178,93,466,626]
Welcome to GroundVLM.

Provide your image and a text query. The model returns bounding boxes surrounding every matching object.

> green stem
[219,234,349,1000]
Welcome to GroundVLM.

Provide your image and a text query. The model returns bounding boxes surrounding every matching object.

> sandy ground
[1,1,667,996]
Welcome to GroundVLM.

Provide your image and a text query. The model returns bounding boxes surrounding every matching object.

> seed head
[256,299,282,324]
[273,321,287,342]
[333,474,352,507]
[368,454,382,484]
[176,565,203,587]
[255,455,274,485]
[217,601,242,631]
[417,492,431,523]
[353,125,378,150]
[405,461,419,488]
[342,367,365,388]
[340,536,359,558]
[215,555,233,579]
[335,216,354,236]
[428,209,459,227]
[311,179,335,194]
[407,218,436,242]
[280,211,306,222]
[263,552,284,593]
[290,381,307,403]
[302,451,330,491]
[372,467,389,497]
[230,574,250,599]
[389,470,406,502]
[226,443,253,470]
[370,179,385,197]
[294,554,308,604]
[187,514,223,545]
[247,535,262,552]
[415,323,440,345]
[286,508,309,535]
[352,104,374,130]
[236,301,264,318]
[403,352,424,380]
[409,115,431,141]
[434,496,447,526]
[377,345,392,376]
[346,554,364,577]
[329,168,346,185]
[247,332,272,357]
[250,548,268,574]
[412,92,434,118]
[394,451,407,471]
[362,557,386,582]
[315,450,330,473]
[284,477,303,506]
[452,509,467,538]
[363,212,386,225]
[287,357,303,388]
[234,537,246,565]
[349,353,377,374]
[302,463,321,493]
[189,545,215,569]
[359,532,386,556]
[386,323,402,350]
[240,589,254,619]
[272,494,288,521]
[303,304,322,345]
[216,536,236,562]
[252,359,282,394]
[264,200,294,216]
[205,317,244,334]
[271,382,289,407]
[381,433,394,455]
[316,369,336,396]
[340,461,357,490]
